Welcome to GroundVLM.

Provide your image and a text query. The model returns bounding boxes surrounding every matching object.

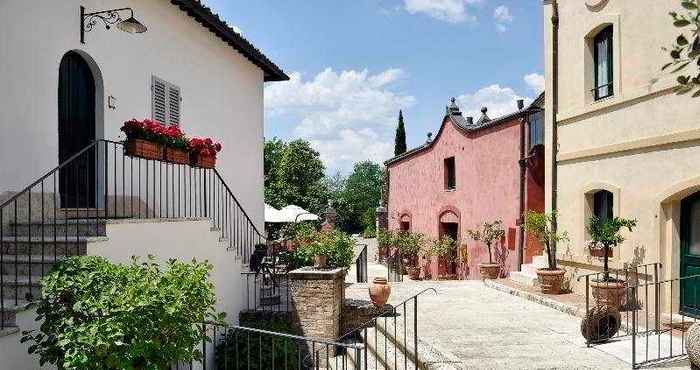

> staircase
[0,139,266,332]
[509,254,548,286]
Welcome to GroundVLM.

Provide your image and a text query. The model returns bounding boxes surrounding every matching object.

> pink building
[385,95,545,280]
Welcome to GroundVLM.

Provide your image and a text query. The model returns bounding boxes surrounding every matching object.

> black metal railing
[386,250,404,283]
[354,244,368,283]
[0,139,265,329]
[242,271,291,313]
[180,322,364,370]
[337,288,437,370]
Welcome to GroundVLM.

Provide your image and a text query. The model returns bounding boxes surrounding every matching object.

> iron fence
[242,271,291,312]
[0,139,265,329]
[354,244,368,283]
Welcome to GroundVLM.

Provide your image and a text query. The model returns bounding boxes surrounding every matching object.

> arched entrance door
[681,191,700,315]
[58,51,96,208]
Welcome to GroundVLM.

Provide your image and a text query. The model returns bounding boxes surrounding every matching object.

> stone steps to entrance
[0,255,70,276]
[0,236,93,255]
[509,254,549,287]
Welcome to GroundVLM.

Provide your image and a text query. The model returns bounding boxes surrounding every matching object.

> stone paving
[345,270,690,369]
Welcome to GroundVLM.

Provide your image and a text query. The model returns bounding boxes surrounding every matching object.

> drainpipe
[550,0,560,258]
[517,111,527,271]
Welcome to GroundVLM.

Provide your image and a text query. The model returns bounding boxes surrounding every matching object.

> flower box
[164,147,189,165]
[191,154,216,169]
[125,139,164,160]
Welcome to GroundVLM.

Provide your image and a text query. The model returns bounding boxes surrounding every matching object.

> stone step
[0,236,89,256]
[509,270,539,287]
[532,254,549,267]
[1,276,42,302]
[0,300,31,328]
[5,220,106,237]
[0,255,68,276]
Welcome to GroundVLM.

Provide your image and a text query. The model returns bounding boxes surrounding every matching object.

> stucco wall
[0,218,243,370]
[0,0,266,229]
[388,116,540,278]
[543,0,700,295]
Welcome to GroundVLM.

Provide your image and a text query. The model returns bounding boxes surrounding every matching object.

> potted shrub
[467,220,505,280]
[525,211,569,294]
[428,236,457,280]
[586,216,637,309]
[376,229,394,263]
[120,119,166,160]
[397,231,424,280]
[189,137,222,168]
[163,125,190,165]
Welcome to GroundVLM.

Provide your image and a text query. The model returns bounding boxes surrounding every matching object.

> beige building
[543,0,700,308]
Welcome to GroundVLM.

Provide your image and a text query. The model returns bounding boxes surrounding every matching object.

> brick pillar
[288,267,345,363]
[375,204,388,232]
[321,203,337,231]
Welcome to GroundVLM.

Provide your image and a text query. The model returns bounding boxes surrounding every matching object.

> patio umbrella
[279,205,320,223]
[264,204,286,223]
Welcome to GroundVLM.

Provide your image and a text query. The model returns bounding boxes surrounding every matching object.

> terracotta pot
[407,266,421,280]
[314,255,328,269]
[479,263,500,280]
[536,268,566,295]
[591,280,626,309]
[369,277,391,307]
[191,154,216,169]
[164,147,189,164]
[125,139,164,161]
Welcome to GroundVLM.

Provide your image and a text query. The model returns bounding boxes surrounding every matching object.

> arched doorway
[681,191,700,315]
[58,51,97,208]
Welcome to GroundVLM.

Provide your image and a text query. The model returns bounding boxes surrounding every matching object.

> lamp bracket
[80,6,134,44]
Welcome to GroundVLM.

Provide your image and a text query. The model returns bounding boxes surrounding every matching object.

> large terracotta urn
[479,263,500,280]
[591,280,626,309]
[536,268,566,295]
[369,277,391,307]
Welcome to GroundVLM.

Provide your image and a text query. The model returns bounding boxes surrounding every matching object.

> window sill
[444,188,456,193]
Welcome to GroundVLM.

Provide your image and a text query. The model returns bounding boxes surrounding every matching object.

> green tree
[663,0,700,96]
[335,161,384,233]
[394,110,407,156]
[265,139,329,214]
[264,137,286,189]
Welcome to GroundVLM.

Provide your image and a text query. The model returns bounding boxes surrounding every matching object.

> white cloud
[456,84,530,119]
[523,73,545,94]
[404,0,483,23]
[493,5,513,32]
[265,68,415,173]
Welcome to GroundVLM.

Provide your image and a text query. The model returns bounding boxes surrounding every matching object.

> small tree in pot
[396,232,424,279]
[525,211,569,294]
[428,235,457,279]
[467,220,505,280]
[586,216,637,308]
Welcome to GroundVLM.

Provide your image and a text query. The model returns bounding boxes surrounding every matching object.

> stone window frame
[583,15,621,106]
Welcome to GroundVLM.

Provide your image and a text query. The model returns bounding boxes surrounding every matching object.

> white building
[0,1,287,368]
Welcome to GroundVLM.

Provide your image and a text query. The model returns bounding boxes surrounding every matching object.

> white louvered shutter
[167,84,181,126]
[152,76,168,124]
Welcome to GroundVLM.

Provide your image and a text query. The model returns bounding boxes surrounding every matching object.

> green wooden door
[681,192,700,316]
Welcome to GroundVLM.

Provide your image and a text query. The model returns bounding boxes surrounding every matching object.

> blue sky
[204,0,544,173]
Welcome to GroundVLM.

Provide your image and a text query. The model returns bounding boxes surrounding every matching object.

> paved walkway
[345,279,690,369]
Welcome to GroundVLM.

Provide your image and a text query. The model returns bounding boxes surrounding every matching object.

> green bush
[395,231,424,258]
[292,229,355,269]
[377,229,395,249]
[362,225,376,238]
[21,256,222,370]
[215,319,300,370]
[428,236,457,261]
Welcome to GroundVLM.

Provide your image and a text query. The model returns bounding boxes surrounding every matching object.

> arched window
[593,25,614,100]
[593,189,614,222]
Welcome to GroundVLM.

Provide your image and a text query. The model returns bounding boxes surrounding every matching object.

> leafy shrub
[21,256,222,370]
[215,319,300,370]
[292,230,355,269]
[428,236,457,261]
[525,211,569,270]
[466,220,505,264]
[586,216,637,281]
[395,231,424,258]
[362,225,376,239]
[377,229,395,249]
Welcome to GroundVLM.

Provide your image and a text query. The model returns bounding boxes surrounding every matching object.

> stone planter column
[288,267,345,363]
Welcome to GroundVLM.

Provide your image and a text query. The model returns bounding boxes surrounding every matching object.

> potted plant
[428,236,457,280]
[525,211,569,294]
[189,137,222,169]
[396,231,424,280]
[586,216,637,308]
[467,220,505,280]
[163,125,190,165]
[376,229,394,263]
[121,119,167,160]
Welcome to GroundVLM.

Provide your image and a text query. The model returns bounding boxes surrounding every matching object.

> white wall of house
[0,0,266,229]
[0,218,244,370]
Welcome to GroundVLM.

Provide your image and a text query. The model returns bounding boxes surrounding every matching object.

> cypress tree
[394,110,407,156]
